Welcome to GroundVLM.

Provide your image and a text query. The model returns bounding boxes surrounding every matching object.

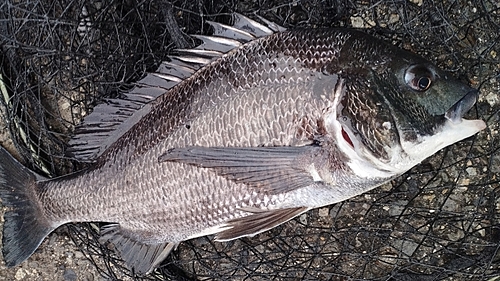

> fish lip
[445,90,479,124]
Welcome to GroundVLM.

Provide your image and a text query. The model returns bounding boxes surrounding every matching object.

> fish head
[329,33,486,178]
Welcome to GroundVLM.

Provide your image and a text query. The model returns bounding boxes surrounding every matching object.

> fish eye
[414,76,432,91]
[405,65,434,92]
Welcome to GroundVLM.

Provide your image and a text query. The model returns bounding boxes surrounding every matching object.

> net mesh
[0,0,499,280]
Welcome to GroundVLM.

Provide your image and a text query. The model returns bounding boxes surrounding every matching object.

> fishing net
[0,0,499,280]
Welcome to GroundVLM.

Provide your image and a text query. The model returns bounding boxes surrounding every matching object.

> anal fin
[215,207,309,241]
[99,225,176,276]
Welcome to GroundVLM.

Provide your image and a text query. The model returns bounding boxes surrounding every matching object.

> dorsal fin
[67,13,286,161]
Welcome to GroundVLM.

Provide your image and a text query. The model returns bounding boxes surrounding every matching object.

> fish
[0,13,486,276]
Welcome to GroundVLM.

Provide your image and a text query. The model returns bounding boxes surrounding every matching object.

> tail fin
[0,147,55,267]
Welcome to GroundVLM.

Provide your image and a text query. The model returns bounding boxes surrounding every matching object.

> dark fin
[0,147,55,267]
[206,20,255,42]
[99,224,176,276]
[67,14,284,162]
[159,146,321,194]
[254,14,287,33]
[216,207,308,241]
[232,13,278,37]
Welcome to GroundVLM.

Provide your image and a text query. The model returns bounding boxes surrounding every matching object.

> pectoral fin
[216,207,309,241]
[159,146,324,194]
[99,225,176,276]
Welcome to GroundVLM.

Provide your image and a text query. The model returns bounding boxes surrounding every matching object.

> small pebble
[388,14,400,24]
[74,251,84,259]
[485,92,499,107]
[409,0,423,6]
[466,167,477,176]
[318,207,329,217]
[63,268,78,281]
[350,16,364,28]
[299,213,308,224]
[14,268,27,280]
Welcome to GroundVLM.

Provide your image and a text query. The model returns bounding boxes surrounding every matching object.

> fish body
[0,14,486,275]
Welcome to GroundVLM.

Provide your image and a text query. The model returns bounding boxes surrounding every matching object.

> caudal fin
[0,147,55,267]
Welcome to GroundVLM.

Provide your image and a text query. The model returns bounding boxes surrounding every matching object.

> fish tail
[0,147,55,267]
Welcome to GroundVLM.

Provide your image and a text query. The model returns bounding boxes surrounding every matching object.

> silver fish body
[0,14,486,275]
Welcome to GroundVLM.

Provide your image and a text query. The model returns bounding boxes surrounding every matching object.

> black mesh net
[0,0,499,280]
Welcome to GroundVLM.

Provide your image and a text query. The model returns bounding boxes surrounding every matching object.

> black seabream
[0,14,486,275]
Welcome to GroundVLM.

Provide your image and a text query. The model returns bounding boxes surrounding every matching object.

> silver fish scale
[38,30,346,243]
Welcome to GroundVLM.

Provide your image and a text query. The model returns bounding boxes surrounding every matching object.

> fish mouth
[445,90,479,124]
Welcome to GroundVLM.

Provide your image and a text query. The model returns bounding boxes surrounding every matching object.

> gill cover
[331,31,485,175]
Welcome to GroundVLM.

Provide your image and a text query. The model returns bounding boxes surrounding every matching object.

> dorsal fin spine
[67,14,286,161]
